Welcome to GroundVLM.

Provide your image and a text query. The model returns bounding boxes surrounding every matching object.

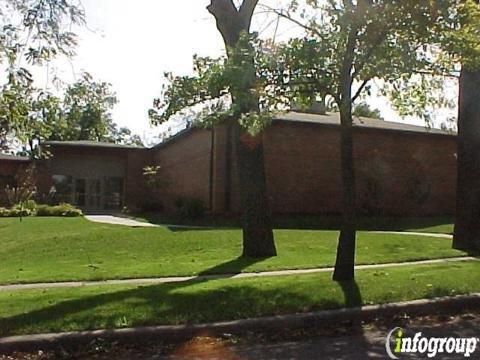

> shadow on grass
[337,280,363,308]
[197,256,270,276]
[0,256,275,336]
[0,259,363,340]
[0,274,462,359]
[0,263,366,340]
[0,277,336,338]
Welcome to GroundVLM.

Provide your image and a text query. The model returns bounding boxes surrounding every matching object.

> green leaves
[150,0,480,136]
[0,70,143,154]
[149,31,276,134]
[0,0,85,66]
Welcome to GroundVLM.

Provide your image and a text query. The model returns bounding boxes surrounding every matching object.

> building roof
[43,140,144,150]
[275,112,456,136]
[152,112,455,149]
[151,126,195,150]
[0,153,30,162]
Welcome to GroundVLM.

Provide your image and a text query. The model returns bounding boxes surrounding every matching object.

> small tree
[4,164,36,221]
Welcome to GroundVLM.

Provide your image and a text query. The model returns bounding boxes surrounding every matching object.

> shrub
[9,207,32,217]
[175,197,205,219]
[0,206,32,217]
[21,200,37,212]
[0,207,11,217]
[36,203,83,217]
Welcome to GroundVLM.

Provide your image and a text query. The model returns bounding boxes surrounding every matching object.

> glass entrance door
[87,179,102,209]
[74,179,86,207]
[104,177,124,210]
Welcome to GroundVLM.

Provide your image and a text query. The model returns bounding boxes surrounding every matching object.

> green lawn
[0,261,478,337]
[0,217,464,285]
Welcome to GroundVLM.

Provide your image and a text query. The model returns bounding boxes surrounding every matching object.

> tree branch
[351,78,371,103]
[207,0,237,17]
[239,0,259,30]
[207,0,243,47]
[257,4,323,38]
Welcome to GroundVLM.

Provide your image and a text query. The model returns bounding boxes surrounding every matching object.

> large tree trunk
[232,122,276,256]
[453,67,480,254]
[333,102,357,281]
[208,0,276,257]
[332,24,358,281]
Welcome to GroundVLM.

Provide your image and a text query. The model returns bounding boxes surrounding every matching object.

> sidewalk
[85,215,159,227]
[1,256,477,292]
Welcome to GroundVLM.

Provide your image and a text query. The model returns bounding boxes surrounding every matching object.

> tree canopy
[1,72,143,156]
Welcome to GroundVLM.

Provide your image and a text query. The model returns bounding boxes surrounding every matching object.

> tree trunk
[453,67,480,254]
[333,104,357,280]
[208,0,276,257]
[232,122,276,257]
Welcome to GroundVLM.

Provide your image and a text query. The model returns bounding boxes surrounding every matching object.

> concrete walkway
[84,215,454,240]
[1,256,477,292]
[371,231,453,239]
[85,215,159,227]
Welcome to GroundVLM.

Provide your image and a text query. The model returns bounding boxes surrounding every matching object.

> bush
[22,200,38,212]
[9,207,32,217]
[0,203,82,218]
[36,203,83,217]
[175,197,205,219]
[0,207,11,217]
[0,207,31,217]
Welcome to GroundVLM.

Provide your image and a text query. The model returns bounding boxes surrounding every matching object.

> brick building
[0,112,457,215]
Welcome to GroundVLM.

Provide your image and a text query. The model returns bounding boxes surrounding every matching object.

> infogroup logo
[385,327,479,359]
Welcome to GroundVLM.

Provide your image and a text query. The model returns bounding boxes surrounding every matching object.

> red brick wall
[262,122,457,216]
[125,149,153,210]
[263,123,342,214]
[152,128,213,212]
[30,121,455,216]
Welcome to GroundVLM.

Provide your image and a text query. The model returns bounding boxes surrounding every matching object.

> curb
[1,293,479,353]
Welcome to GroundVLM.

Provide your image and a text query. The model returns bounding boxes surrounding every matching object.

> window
[74,179,86,207]
[51,175,73,204]
[88,179,102,208]
[104,177,124,209]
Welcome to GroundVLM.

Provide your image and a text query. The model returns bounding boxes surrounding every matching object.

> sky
[34,0,457,145]
[46,0,227,144]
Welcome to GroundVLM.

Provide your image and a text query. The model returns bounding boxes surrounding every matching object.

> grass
[136,213,455,234]
[0,217,464,285]
[0,261,478,337]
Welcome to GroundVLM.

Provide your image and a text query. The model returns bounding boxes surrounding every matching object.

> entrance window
[88,179,102,208]
[51,175,73,204]
[74,179,86,207]
[104,177,124,209]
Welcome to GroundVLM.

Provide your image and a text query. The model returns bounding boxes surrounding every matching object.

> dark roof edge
[0,154,31,161]
[43,141,145,150]
[272,116,457,138]
[152,114,455,150]
[151,126,198,150]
